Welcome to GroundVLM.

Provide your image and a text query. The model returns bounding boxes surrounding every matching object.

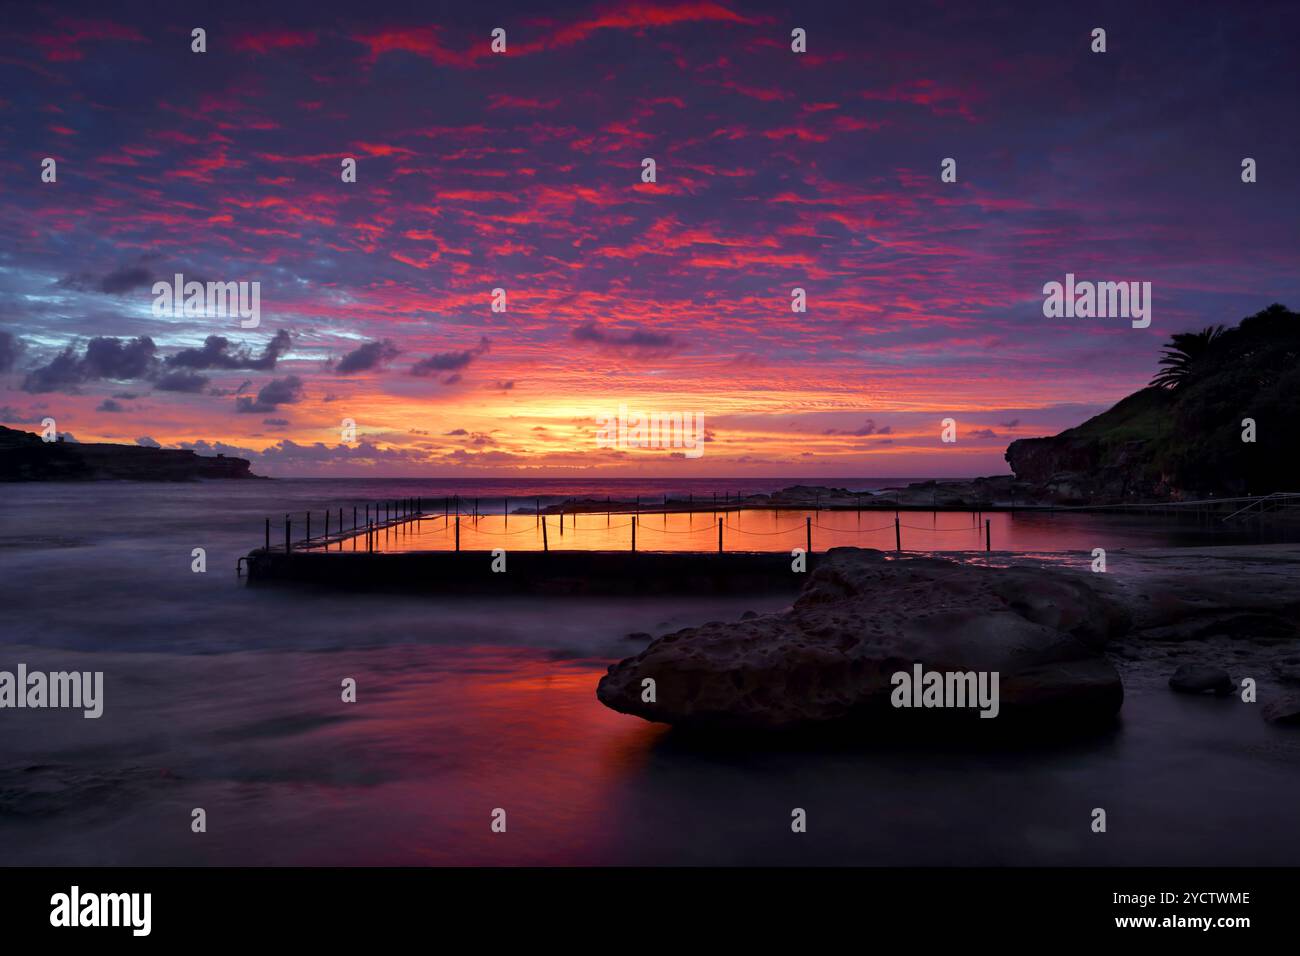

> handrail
[1220,492,1300,523]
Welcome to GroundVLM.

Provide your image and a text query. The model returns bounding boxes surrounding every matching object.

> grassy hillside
[1007,304,1299,500]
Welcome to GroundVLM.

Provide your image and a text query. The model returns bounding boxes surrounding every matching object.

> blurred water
[0,479,1297,865]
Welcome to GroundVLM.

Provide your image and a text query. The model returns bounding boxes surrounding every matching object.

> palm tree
[1150,325,1225,389]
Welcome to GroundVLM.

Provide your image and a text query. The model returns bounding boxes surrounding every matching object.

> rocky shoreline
[0,425,261,481]
[597,544,1300,736]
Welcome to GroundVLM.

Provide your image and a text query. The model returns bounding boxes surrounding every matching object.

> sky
[1,0,1297,477]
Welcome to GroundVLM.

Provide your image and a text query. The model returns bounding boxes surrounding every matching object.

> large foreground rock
[597,548,1129,733]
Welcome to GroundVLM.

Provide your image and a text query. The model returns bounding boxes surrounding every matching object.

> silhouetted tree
[1150,325,1225,389]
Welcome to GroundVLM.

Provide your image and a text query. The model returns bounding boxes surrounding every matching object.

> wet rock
[1169,664,1234,696]
[597,548,1128,734]
[1261,693,1300,725]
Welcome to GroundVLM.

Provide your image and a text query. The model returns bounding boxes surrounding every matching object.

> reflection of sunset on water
[290,648,666,866]
[318,508,1253,556]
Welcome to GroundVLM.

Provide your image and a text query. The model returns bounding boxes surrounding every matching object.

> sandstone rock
[1169,664,1234,695]
[597,548,1129,733]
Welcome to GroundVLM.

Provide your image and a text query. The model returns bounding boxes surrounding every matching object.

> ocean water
[1,478,1297,865]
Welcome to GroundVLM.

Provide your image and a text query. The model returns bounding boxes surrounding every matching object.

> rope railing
[638,522,716,534]
[723,522,803,535]
[258,495,1001,560]
[812,521,896,533]
[462,522,549,536]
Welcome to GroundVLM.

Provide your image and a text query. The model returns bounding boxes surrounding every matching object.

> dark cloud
[166,330,290,372]
[410,337,490,377]
[59,265,154,295]
[96,398,125,412]
[494,380,515,390]
[336,339,400,374]
[0,331,23,372]
[235,375,304,413]
[969,428,998,439]
[135,436,161,448]
[175,437,430,468]
[208,379,254,397]
[22,336,158,393]
[824,419,892,437]
[154,369,209,393]
[999,419,1020,428]
[445,428,469,435]
[571,320,676,353]
[262,418,290,427]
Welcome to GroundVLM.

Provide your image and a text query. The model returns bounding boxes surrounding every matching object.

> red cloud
[233,31,317,54]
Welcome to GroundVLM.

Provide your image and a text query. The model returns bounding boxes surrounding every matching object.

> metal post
[367,520,373,553]
[536,497,540,527]
[285,515,291,553]
[895,516,901,551]
[306,512,311,542]
[560,509,564,535]
[806,516,812,554]
[504,497,508,527]
[455,516,460,552]
[985,519,991,551]
[325,510,330,539]
[718,517,723,553]
[542,515,549,552]
[632,515,637,552]
[264,517,270,551]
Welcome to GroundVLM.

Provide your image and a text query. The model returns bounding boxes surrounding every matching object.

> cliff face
[1005,304,1300,503]
[0,426,260,481]
[1005,388,1175,504]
